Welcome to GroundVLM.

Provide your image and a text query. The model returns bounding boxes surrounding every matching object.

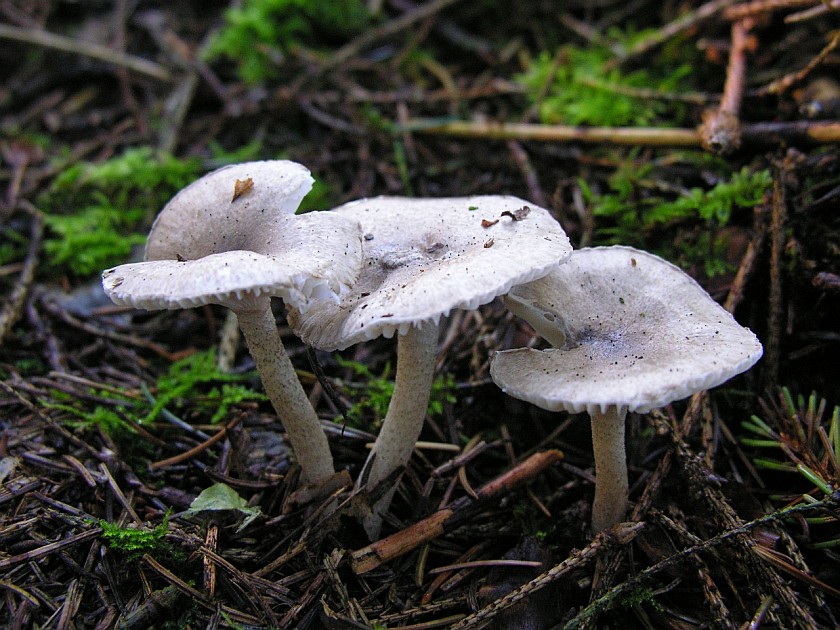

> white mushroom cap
[145,160,315,261]
[102,161,363,313]
[103,212,362,312]
[492,246,763,415]
[99,160,360,486]
[288,196,573,350]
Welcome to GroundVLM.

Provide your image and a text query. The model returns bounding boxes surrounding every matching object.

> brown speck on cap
[232,177,254,201]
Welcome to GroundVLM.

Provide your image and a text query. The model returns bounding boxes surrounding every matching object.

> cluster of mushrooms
[102,160,763,538]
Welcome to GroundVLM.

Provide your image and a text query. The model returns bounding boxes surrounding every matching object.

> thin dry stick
[198,546,281,627]
[757,28,840,96]
[724,206,767,313]
[563,498,835,630]
[403,119,840,147]
[351,450,563,574]
[450,523,645,629]
[786,1,840,22]
[0,203,42,349]
[40,297,180,360]
[762,162,787,391]
[616,0,738,65]
[277,571,328,627]
[507,140,548,208]
[0,528,101,571]
[0,22,172,81]
[699,19,751,154]
[142,555,263,625]
[149,413,244,470]
[724,0,822,20]
[319,0,462,72]
[98,462,142,524]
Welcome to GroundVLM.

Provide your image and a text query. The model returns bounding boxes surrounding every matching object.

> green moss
[205,0,371,84]
[146,349,266,425]
[0,226,28,266]
[586,164,771,276]
[336,357,456,431]
[99,511,170,560]
[518,31,694,127]
[40,147,202,276]
[644,167,771,225]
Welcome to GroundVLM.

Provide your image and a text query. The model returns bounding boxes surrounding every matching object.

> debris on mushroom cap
[145,160,315,261]
[102,170,364,313]
[287,196,573,350]
[492,246,763,415]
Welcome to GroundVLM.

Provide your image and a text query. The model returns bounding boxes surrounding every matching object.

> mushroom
[102,160,364,485]
[491,246,763,532]
[288,195,572,536]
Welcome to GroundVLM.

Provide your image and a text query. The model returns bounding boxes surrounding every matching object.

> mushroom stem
[590,405,629,532]
[235,301,335,486]
[359,322,439,536]
[365,321,439,487]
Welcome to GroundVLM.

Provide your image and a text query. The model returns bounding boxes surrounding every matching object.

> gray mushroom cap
[102,161,363,313]
[492,246,763,415]
[288,195,573,350]
[145,160,314,260]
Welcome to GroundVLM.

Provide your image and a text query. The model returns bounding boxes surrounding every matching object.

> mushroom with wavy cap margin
[288,195,572,537]
[102,160,363,485]
[491,246,763,532]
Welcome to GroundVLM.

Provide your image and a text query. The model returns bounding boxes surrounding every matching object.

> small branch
[761,160,788,391]
[0,203,42,350]
[723,0,825,20]
[699,19,752,154]
[149,413,244,470]
[0,22,172,82]
[724,204,768,313]
[350,450,563,574]
[615,0,738,66]
[0,528,101,571]
[318,0,463,72]
[564,497,837,629]
[450,523,644,629]
[507,140,547,208]
[402,118,840,147]
[755,28,840,97]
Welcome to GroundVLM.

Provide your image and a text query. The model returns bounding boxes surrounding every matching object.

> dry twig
[351,450,563,573]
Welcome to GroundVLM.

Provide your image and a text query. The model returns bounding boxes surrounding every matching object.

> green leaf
[187,483,262,532]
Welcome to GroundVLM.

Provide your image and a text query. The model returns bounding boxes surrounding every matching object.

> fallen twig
[723,0,827,20]
[318,0,463,72]
[450,522,645,629]
[756,29,840,97]
[149,413,245,470]
[402,118,840,147]
[562,497,837,630]
[0,203,42,350]
[0,527,101,571]
[351,450,563,574]
[699,18,752,154]
[615,0,738,65]
[0,23,172,81]
[761,158,790,391]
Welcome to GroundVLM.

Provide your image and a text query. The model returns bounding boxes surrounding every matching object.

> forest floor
[1,1,839,628]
